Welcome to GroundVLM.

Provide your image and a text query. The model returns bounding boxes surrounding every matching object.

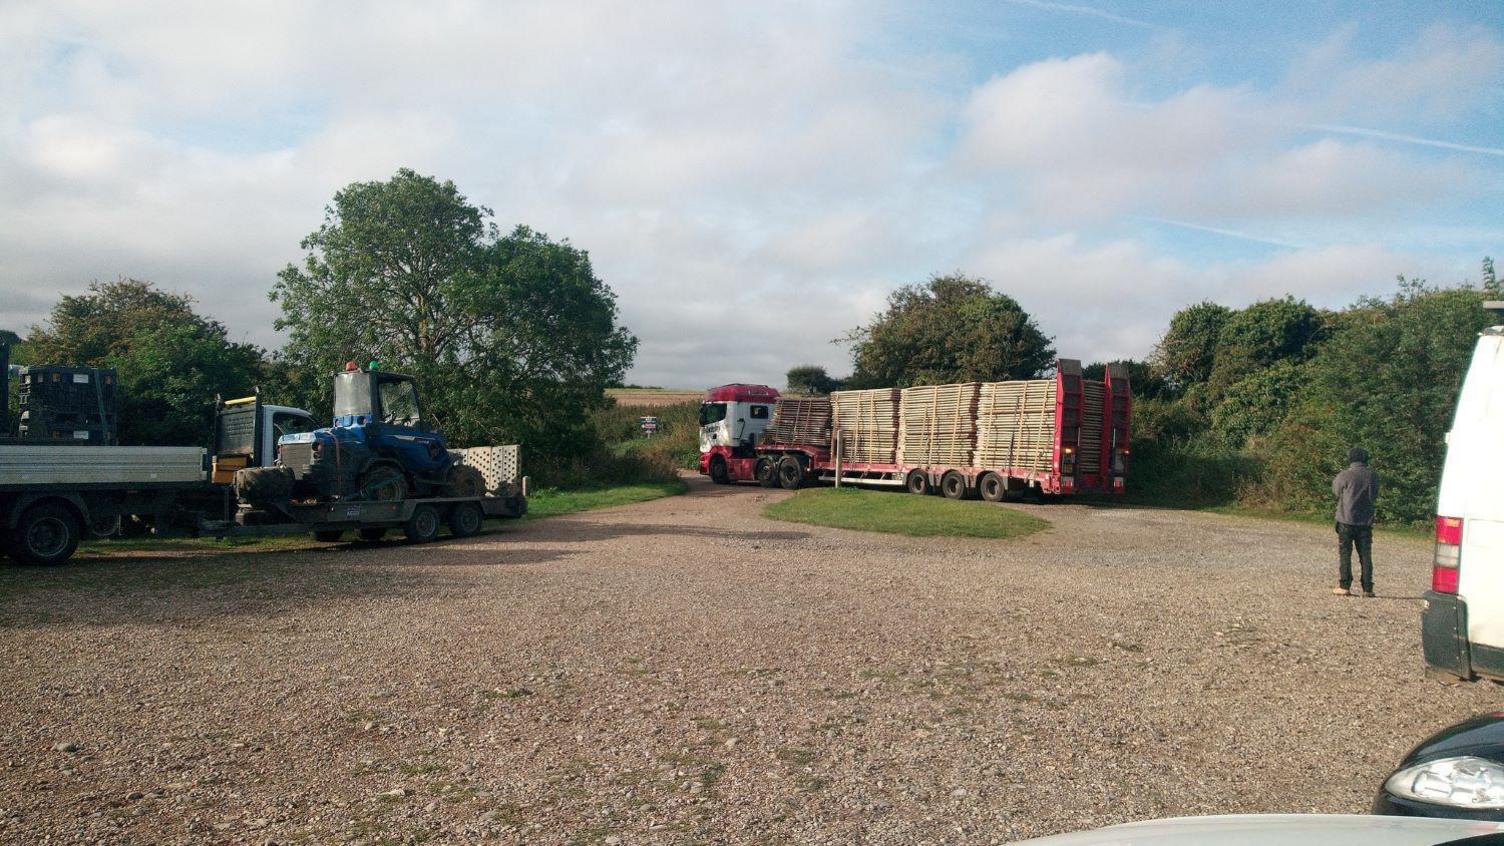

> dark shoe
[1362,590,1376,598]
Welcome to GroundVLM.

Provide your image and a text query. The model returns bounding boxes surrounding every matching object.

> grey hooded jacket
[1332,462,1380,526]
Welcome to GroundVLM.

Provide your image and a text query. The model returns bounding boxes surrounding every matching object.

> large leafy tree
[1208,297,1324,392]
[272,169,638,470]
[785,365,840,396]
[24,279,264,445]
[1151,301,1230,391]
[845,274,1054,387]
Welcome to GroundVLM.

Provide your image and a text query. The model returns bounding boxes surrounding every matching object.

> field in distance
[606,387,704,407]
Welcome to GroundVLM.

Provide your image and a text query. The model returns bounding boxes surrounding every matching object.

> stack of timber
[897,383,979,466]
[762,397,831,447]
[974,380,1056,472]
[830,388,900,464]
[1080,380,1106,474]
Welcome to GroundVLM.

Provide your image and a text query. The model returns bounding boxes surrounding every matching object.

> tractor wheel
[442,464,486,498]
[709,456,731,485]
[940,471,969,500]
[777,456,805,490]
[978,473,1006,502]
[404,505,441,543]
[235,466,295,505]
[312,530,345,543]
[7,503,81,566]
[447,502,484,538]
[755,457,779,488]
[358,466,407,502]
[904,470,931,496]
[357,528,388,542]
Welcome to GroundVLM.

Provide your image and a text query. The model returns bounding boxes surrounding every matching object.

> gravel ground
[0,476,1496,845]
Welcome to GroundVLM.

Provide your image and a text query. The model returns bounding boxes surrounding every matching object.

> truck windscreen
[333,372,372,419]
[699,403,727,426]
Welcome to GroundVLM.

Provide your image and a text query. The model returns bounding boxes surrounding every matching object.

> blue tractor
[246,363,484,504]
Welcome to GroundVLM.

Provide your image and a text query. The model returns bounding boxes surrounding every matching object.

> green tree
[785,364,840,395]
[845,273,1053,387]
[272,169,638,475]
[24,280,264,445]
[1151,302,1231,391]
[1207,297,1324,392]
[1082,359,1168,399]
[1483,256,1499,296]
[1259,284,1494,523]
[1209,359,1307,447]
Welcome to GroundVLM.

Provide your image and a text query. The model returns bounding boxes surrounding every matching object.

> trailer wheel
[312,530,345,542]
[755,457,779,488]
[7,502,81,566]
[448,502,484,538]
[940,471,969,500]
[978,473,1006,502]
[709,456,731,485]
[357,528,387,542]
[404,505,441,543]
[777,456,805,490]
[904,470,930,496]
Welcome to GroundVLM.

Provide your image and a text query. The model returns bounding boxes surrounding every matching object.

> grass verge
[523,479,688,520]
[764,487,1049,539]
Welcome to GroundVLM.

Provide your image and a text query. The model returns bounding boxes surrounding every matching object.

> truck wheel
[357,528,387,542]
[777,456,804,490]
[940,471,969,500]
[8,503,81,566]
[905,471,930,496]
[755,457,779,488]
[312,530,345,542]
[447,502,484,538]
[978,473,1006,502]
[709,456,731,485]
[403,505,441,543]
[441,464,486,498]
[358,466,407,502]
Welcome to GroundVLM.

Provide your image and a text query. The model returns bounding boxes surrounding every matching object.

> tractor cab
[332,366,430,430]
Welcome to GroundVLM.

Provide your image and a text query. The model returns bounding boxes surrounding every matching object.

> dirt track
[0,477,1495,845]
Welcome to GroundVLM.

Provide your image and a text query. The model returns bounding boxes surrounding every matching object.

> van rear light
[1434,515,1463,594]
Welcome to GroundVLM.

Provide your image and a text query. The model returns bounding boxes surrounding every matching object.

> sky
[1,1,1501,388]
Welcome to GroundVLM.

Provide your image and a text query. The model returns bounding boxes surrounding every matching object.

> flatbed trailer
[713,361,1132,500]
[0,442,526,565]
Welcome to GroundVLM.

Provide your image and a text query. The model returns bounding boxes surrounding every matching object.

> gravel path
[0,477,1495,845]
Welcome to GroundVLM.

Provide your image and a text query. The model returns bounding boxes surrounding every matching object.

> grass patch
[763,487,1048,539]
[522,479,687,520]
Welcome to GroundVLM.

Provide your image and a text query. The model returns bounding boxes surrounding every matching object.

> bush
[1210,360,1307,448]
[1124,435,1262,509]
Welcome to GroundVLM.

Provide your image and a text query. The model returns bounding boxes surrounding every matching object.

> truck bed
[0,444,207,490]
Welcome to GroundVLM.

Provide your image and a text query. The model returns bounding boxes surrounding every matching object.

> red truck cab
[697,384,780,484]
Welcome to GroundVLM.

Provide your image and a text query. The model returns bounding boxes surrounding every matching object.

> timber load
[974,379,1056,473]
[897,382,979,466]
[830,388,900,464]
[762,397,831,447]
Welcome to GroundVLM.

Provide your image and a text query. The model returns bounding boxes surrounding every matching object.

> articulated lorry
[0,362,525,565]
[698,360,1130,500]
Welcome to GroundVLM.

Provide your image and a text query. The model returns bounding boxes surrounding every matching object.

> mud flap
[1422,590,1472,680]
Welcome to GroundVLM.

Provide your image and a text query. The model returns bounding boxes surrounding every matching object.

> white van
[1424,303,1504,681]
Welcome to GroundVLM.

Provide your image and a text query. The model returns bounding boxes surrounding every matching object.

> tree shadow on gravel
[520,522,811,544]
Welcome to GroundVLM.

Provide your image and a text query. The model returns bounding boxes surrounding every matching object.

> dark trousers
[1337,522,1374,591]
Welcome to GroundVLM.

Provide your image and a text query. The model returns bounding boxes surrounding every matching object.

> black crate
[18,424,112,444]
[17,365,119,442]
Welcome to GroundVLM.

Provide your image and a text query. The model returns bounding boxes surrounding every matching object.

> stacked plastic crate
[18,366,118,444]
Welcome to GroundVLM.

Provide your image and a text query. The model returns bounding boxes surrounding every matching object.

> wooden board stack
[974,380,1056,472]
[830,388,900,464]
[762,397,831,447]
[1079,380,1106,474]
[897,383,979,466]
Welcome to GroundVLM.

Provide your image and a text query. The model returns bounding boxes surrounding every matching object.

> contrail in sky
[1310,123,1504,158]
[997,0,1171,31]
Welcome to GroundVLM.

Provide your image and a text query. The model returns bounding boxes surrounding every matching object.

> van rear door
[1443,331,1504,654]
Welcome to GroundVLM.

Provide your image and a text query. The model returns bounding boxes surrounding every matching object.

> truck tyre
[358,465,407,502]
[940,471,969,500]
[312,530,345,542]
[978,473,1006,502]
[357,528,387,542]
[235,466,295,505]
[404,505,441,543]
[8,502,81,566]
[905,470,930,496]
[448,502,484,538]
[777,456,804,490]
[755,457,779,488]
[441,464,486,498]
[709,456,731,485]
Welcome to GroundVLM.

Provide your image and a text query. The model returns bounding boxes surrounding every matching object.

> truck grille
[279,443,315,479]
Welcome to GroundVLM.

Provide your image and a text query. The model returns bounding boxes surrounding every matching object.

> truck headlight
[1385,756,1504,809]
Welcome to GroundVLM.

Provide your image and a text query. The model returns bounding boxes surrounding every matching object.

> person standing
[1332,447,1380,597]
